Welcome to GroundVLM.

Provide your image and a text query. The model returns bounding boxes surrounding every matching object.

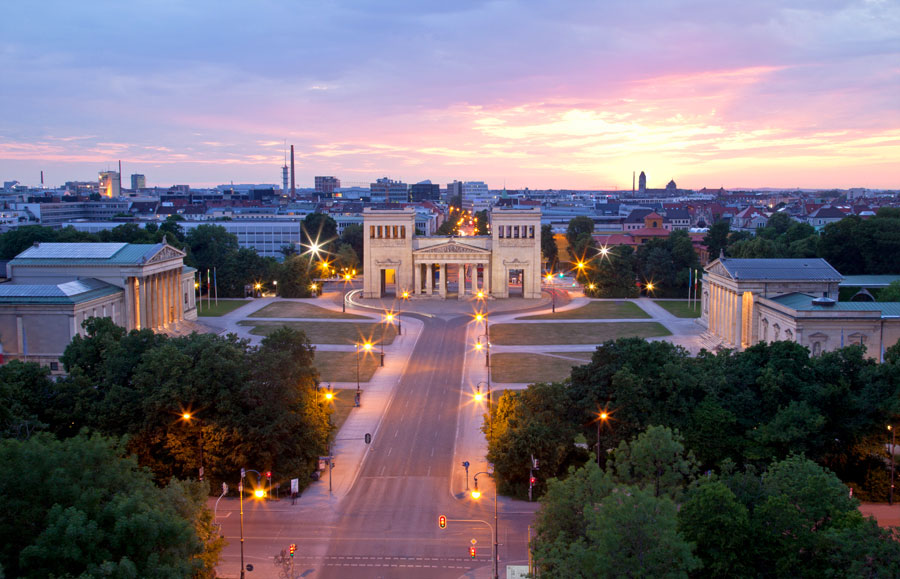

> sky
[1,0,899,190]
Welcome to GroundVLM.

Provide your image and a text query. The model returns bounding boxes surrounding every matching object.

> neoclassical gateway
[362,207,542,299]
[701,257,900,359]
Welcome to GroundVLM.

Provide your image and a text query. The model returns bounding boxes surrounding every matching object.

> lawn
[490,351,595,383]
[313,350,381,383]
[519,300,650,320]
[197,299,252,317]
[249,301,369,319]
[489,322,670,345]
[653,300,702,318]
[239,321,398,345]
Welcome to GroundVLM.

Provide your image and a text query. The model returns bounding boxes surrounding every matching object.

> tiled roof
[810,206,846,219]
[769,293,900,315]
[0,278,122,304]
[10,243,165,266]
[718,258,843,281]
[840,275,900,288]
[624,209,653,223]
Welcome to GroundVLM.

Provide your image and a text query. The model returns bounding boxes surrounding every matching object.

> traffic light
[266,471,272,480]
[289,544,296,557]
[530,476,536,486]
[469,546,477,559]
[438,515,447,529]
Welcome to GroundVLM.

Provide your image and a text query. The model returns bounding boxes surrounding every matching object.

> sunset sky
[2,0,898,190]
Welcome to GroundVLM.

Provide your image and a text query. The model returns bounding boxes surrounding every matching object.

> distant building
[666,179,677,192]
[446,181,464,202]
[370,177,409,203]
[638,171,647,193]
[131,174,146,190]
[409,181,440,202]
[99,171,121,197]
[315,176,341,197]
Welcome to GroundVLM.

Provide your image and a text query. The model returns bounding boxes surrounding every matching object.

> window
[370,225,376,238]
[400,226,406,239]
[50,362,59,371]
[529,225,535,238]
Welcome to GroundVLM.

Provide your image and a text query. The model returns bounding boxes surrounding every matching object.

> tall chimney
[290,145,296,198]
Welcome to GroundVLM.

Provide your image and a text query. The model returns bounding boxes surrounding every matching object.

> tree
[0,225,62,259]
[159,215,185,242]
[566,216,594,247]
[0,360,53,439]
[585,245,638,298]
[185,224,240,273]
[333,242,360,273]
[277,255,315,298]
[582,488,700,578]
[0,433,222,578]
[436,217,459,235]
[302,212,338,253]
[541,224,558,270]
[474,210,489,235]
[879,280,900,302]
[678,479,753,577]
[702,220,730,260]
[340,223,364,265]
[609,425,698,500]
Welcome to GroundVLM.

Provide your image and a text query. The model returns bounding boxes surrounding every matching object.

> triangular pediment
[145,243,187,264]
[705,259,732,280]
[413,241,491,255]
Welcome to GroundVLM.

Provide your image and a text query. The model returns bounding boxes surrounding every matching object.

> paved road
[216,311,535,578]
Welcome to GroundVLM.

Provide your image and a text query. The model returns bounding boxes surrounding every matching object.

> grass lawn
[197,300,252,317]
[249,301,369,319]
[652,300,702,318]
[491,351,595,383]
[489,322,670,345]
[519,300,650,320]
[239,321,398,345]
[313,350,381,383]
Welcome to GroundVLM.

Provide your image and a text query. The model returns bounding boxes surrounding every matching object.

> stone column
[413,263,421,295]
[178,271,185,321]
[484,261,491,296]
[728,291,736,345]
[439,264,447,298]
[709,284,716,335]
[458,264,467,301]
[426,263,434,296]
[735,291,744,349]
[124,277,134,331]
[138,277,147,330]
[161,271,169,327]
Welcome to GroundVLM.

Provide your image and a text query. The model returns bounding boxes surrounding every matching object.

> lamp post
[238,468,265,579]
[545,273,555,313]
[181,413,205,481]
[273,280,277,297]
[342,272,353,313]
[890,425,895,505]
[596,410,609,468]
[356,342,371,406]
[471,470,499,579]
[310,282,318,298]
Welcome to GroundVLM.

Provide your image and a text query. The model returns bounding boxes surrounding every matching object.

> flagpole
[214,267,218,306]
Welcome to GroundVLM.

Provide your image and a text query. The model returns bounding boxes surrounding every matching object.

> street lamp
[890,425,896,505]
[596,410,610,467]
[342,272,354,313]
[310,282,318,297]
[471,469,499,579]
[273,280,277,296]
[180,412,205,481]
[356,342,372,406]
[254,282,262,297]
[545,273,556,313]
[238,468,265,579]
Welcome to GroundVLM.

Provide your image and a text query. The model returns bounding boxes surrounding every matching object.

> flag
[207,269,211,307]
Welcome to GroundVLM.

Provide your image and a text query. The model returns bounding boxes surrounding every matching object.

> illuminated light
[475,342,483,351]
[182,413,192,420]
[475,313,484,322]
[439,515,447,529]
[363,342,373,351]
[254,489,266,499]
[255,283,262,290]
[646,282,655,291]
[401,291,410,299]
[600,412,609,420]
[476,290,485,299]
[325,391,334,401]
[474,391,484,402]
[471,489,481,499]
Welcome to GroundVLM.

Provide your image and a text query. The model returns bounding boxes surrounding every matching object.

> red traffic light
[469,546,476,559]
[530,477,536,485]
[289,544,296,557]
[438,515,447,529]
[266,471,272,479]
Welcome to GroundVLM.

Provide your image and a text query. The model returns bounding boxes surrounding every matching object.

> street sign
[290,478,299,494]
[222,483,228,494]
[241,468,246,479]
[365,433,372,444]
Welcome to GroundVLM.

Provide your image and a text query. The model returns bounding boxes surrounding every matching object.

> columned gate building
[362,208,542,299]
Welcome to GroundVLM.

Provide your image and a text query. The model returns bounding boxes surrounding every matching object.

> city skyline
[2,1,899,189]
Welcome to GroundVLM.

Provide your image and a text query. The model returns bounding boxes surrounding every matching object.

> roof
[717,258,843,281]
[0,278,122,305]
[769,293,900,316]
[840,275,900,288]
[624,208,654,223]
[665,208,690,220]
[10,242,174,266]
[810,206,846,219]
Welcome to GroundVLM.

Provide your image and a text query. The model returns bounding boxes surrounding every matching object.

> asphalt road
[216,312,536,578]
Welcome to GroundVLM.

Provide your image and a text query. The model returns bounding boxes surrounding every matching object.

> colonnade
[707,283,746,348]
[412,261,490,299]
[124,268,185,330]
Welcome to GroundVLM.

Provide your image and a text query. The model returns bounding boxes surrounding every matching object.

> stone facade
[362,207,542,300]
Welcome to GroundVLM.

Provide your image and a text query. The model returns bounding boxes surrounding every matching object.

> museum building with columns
[0,242,198,369]
[362,207,543,300]
[700,257,900,359]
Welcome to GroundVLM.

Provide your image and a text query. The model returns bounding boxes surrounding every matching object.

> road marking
[387,447,392,456]
[430,447,435,456]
